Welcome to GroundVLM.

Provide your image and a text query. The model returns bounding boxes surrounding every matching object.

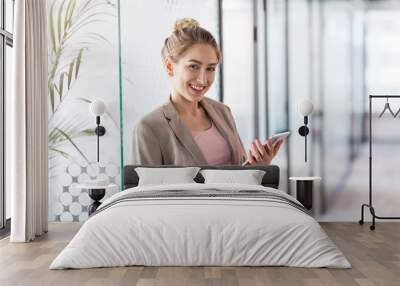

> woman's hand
[245,138,283,166]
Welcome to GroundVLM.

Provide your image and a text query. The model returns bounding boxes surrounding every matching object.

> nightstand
[289,177,321,210]
[78,184,117,215]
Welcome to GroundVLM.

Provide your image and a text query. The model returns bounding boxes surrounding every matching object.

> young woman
[132,18,283,166]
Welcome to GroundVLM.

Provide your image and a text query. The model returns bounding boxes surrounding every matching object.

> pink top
[190,123,232,165]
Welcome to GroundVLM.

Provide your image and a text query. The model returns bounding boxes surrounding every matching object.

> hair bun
[173,18,199,33]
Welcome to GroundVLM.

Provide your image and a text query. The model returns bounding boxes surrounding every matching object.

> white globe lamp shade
[298,99,314,117]
[89,99,106,116]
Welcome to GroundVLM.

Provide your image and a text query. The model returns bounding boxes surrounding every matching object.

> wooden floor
[0,222,399,286]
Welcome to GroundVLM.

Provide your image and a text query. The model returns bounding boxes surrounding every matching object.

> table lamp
[89,99,106,162]
[298,98,314,162]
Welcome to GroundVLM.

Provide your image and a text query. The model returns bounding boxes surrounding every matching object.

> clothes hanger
[394,106,400,118]
[378,97,395,118]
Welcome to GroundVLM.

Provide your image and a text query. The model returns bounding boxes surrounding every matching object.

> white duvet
[50,183,351,269]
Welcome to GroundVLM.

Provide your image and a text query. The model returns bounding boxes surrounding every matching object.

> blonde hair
[161,18,221,64]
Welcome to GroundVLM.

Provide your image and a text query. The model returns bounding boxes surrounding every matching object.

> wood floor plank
[303,278,325,286]
[204,267,221,279]
[117,267,142,286]
[0,222,400,286]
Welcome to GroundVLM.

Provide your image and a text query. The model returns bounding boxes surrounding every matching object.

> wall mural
[47,0,120,222]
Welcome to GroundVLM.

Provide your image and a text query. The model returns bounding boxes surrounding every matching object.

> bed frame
[123,165,280,190]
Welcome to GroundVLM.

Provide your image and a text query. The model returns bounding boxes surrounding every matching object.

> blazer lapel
[200,99,240,164]
[162,100,208,165]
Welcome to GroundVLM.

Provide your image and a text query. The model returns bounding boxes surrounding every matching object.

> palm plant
[48,0,115,166]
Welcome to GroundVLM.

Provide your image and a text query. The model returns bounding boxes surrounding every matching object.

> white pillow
[135,167,200,186]
[200,169,266,185]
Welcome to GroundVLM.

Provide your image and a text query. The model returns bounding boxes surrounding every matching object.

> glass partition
[266,0,289,191]
[365,9,400,218]
[320,1,353,208]
[288,0,312,182]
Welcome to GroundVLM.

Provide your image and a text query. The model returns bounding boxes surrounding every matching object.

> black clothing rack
[359,95,400,230]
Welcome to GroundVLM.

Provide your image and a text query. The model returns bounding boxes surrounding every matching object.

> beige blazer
[132,97,246,166]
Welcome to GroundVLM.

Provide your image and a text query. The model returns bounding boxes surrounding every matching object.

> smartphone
[269,131,291,144]
[241,131,290,166]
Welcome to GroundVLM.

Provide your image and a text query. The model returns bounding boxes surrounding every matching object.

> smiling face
[166,43,219,103]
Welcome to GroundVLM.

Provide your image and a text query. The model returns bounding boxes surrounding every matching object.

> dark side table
[289,177,321,210]
[78,184,116,215]
[87,187,106,215]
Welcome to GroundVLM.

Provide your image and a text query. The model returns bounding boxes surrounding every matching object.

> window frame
[0,0,13,234]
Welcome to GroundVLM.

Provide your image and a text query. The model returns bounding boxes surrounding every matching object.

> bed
[50,165,350,269]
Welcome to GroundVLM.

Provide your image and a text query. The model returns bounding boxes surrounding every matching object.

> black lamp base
[95,126,106,136]
[298,126,309,136]
[298,124,310,162]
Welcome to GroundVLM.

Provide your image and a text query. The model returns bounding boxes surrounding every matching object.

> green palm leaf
[74,97,91,103]
[57,0,67,44]
[54,127,90,163]
[49,147,70,159]
[49,2,57,53]
[59,72,65,101]
[80,128,96,136]
[66,0,77,28]
[79,0,96,17]
[64,0,75,29]
[67,59,75,89]
[49,84,55,113]
[75,48,84,79]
